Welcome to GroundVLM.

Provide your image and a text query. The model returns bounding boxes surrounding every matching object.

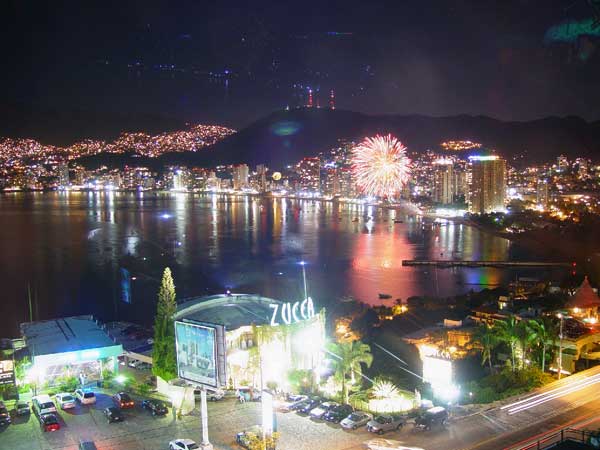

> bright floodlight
[160,213,172,219]
[115,375,127,384]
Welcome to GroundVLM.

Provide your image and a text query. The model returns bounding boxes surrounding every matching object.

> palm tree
[527,318,557,372]
[493,315,520,371]
[327,341,373,404]
[473,324,497,372]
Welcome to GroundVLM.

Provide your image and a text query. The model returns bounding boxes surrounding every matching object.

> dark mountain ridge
[160,108,600,168]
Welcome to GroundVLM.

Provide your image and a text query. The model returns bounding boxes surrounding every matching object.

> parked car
[128,359,143,369]
[78,441,98,450]
[0,402,11,426]
[324,404,354,423]
[32,394,57,415]
[103,407,124,423]
[39,413,60,432]
[297,397,322,415]
[309,401,339,420]
[14,400,30,416]
[55,393,76,410]
[112,392,135,409]
[341,411,373,430]
[414,406,448,430]
[74,389,96,405]
[141,399,168,416]
[277,395,308,412]
[168,439,200,450]
[288,397,310,411]
[366,415,406,434]
[365,438,425,450]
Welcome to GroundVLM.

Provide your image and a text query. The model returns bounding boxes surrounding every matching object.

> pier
[402,260,571,268]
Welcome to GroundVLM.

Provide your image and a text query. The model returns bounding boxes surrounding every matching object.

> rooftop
[174,293,281,329]
[567,276,600,309]
[20,315,118,357]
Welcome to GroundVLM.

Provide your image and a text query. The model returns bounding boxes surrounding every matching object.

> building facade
[468,156,506,213]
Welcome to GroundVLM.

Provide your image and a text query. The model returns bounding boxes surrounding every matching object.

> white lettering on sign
[270,297,316,326]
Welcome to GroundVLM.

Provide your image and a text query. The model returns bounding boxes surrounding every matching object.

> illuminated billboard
[175,321,218,387]
[0,360,14,385]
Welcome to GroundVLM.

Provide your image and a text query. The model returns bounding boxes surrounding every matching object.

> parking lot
[0,390,453,450]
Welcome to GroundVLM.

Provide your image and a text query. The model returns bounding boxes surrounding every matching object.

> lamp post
[557,313,564,380]
[199,388,213,450]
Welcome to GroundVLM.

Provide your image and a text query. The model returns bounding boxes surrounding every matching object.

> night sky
[4,0,600,128]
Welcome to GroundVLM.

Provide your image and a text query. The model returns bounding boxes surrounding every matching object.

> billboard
[0,360,15,386]
[175,321,218,387]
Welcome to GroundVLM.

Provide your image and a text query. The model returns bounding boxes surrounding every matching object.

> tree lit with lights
[351,134,411,198]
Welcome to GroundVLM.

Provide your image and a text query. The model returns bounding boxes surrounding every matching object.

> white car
[341,411,373,430]
[168,439,199,450]
[55,393,76,409]
[74,389,96,405]
[365,439,426,450]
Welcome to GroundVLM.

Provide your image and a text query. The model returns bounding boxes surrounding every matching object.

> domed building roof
[567,277,600,309]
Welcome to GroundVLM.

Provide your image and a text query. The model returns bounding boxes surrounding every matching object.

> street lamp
[557,313,564,380]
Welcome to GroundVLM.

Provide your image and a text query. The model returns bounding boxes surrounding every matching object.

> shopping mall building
[172,293,326,390]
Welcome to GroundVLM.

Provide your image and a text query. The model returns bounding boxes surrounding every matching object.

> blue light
[160,213,172,219]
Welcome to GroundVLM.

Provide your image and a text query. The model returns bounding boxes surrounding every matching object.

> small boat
[378,293,392,299]
[340,296,355,303]
[394,219,404,224]
[352,217,359,222]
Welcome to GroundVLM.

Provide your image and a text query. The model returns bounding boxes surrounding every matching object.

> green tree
[327,341,373,404]
[473,324,497,372]
[527,318,556,372]
[493,315,520,371]
[152,267,177,380]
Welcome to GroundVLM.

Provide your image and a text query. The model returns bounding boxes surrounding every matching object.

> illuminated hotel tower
[468,155,506,214]
[307,89,314,107]
[329,90,335,109]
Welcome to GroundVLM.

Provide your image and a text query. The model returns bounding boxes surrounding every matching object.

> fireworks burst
[351,134,411,198]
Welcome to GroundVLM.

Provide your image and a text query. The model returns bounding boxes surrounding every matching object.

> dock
[402,260,571,268]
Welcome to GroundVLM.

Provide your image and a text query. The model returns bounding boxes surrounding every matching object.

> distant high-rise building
[557,155,569,172]
[307,88,314,108]
[256,164,268,192]
[206,171,220,191]
[329,90,335,109]
[432,159,453,204]
[296,157,320,192]
[58,162,69,188]
[536,178,549,208]
[468,155,506,214]
[233,164,249,190]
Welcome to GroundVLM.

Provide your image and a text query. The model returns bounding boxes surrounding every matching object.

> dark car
[15,401,30,416]
[0,402,11,426]
[39,413,60,432]
[297,397,322,415]
[104,407,124,423]
[288,398,311,411]
[112,392,135,409]
[141,399,168,416]
[323,404,354,423]
[414,406,448,430]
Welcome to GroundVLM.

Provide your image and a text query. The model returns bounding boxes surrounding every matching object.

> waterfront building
[20,315,122,387]
[232,164,249,190]
[58,162,69,188]
[468,155,506,214]
[432,159,453,204]
[173,293,325,390]
[256,164,268,192]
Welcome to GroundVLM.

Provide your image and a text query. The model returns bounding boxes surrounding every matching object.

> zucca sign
[269,297,316,326]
